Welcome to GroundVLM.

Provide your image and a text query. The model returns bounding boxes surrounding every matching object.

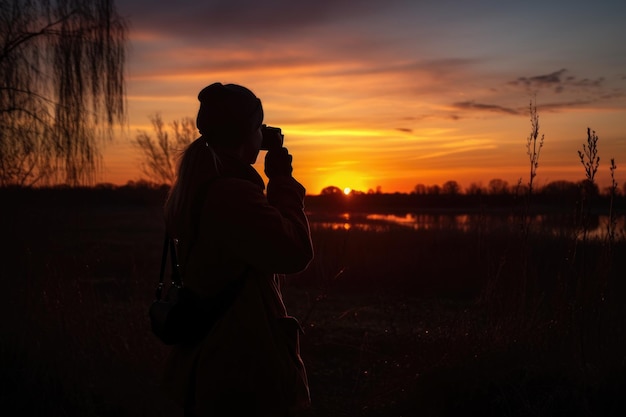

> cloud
[499,70,625,113]
[536,99,593,112]
[452,101,519,115]
[121,0,412,40]
[518,69,567,87]
[509,69,605,94]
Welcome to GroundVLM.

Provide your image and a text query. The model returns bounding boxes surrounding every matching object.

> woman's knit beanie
[196,83,263,145]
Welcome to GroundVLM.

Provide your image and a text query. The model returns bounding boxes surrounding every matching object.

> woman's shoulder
[213,160,265,191]
[209,176,264,195]
[202,176,266,213]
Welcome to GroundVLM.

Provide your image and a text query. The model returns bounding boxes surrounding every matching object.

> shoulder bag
[148,180,246,345]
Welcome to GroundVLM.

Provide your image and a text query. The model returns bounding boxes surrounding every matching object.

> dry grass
[1,188,625,416]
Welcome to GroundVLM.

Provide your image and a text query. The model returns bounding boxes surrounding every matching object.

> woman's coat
[162,159,313,416]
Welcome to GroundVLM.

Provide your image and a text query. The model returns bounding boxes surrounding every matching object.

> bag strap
[155,177,246,301]
[155,233,182,301]
[169,236,182,286]
[155,233,168,301]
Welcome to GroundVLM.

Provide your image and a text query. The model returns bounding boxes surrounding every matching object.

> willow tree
[0,0,126,186]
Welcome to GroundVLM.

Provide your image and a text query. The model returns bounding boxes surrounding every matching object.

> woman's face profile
[242,126,263,164]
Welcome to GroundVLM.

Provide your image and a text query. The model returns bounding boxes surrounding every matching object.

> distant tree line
[2,180,624,214]
[315,179,625,214]
[322,178,624,199]
[412,178,624,198]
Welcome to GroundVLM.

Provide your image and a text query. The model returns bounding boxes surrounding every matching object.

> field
[1,186,625,416]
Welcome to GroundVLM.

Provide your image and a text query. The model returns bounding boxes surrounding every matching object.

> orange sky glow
[102,1,626,195]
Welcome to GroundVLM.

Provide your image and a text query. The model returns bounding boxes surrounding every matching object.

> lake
[307,211,626,241]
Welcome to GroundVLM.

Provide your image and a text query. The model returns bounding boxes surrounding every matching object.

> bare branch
[132,114,196,185]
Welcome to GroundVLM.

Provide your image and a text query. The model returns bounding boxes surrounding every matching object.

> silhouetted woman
[162,83,313,416]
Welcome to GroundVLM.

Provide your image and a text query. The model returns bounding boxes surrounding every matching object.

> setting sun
[309,169,373,195]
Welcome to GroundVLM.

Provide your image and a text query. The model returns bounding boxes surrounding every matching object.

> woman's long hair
[166,82,263,240]
[164,137,221,240]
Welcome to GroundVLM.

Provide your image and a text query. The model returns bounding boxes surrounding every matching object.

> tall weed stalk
[480,100,544,328]
[519,100,544,322]
[572,128,625,398]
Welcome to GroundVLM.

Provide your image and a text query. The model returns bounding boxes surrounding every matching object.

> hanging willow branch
[0,0,127,186]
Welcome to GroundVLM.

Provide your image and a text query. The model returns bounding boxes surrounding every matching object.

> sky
[103,0,626,194]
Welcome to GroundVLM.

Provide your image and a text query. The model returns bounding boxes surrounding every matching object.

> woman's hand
[265,147,293,178]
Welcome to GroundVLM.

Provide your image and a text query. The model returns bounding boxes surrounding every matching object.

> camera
[261,124,284,150]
